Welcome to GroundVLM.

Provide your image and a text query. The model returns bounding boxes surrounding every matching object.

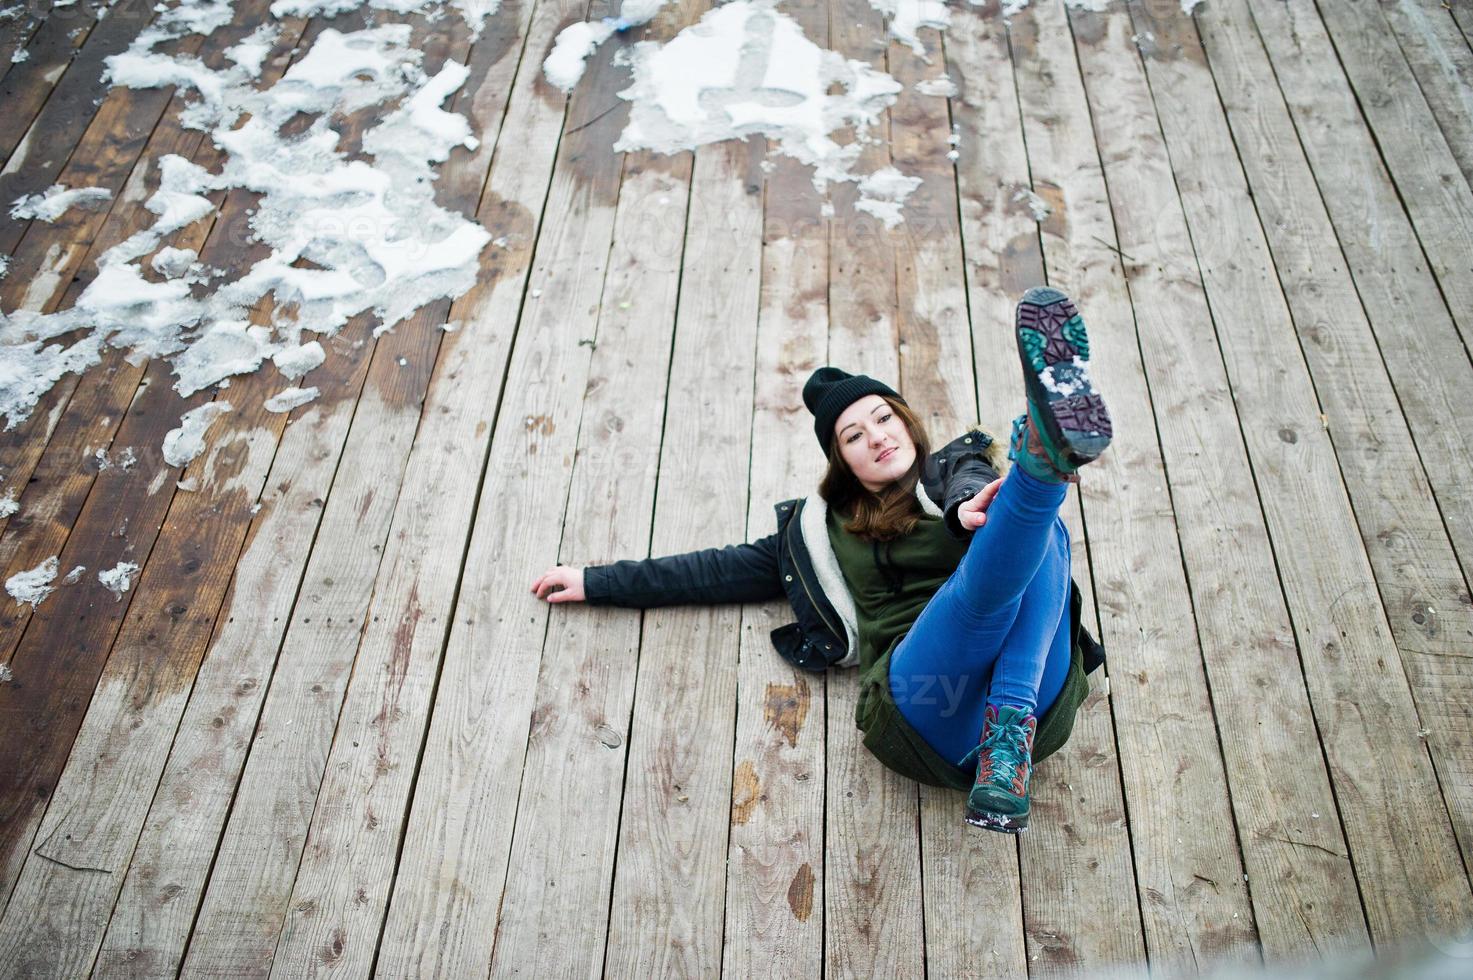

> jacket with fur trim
[584,429,1067,673]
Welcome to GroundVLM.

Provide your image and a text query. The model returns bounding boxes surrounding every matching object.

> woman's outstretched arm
[530,532,784,609]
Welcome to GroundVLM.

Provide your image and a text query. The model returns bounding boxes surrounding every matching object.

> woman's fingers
[531,568,563,599]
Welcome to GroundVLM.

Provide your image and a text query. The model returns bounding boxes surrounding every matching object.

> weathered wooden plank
[1305,0,1473,353]
[0,0,307,616]
[601,135,764,977]
[0,310,378,979]
[1225,0,1473,603]
[0,356,213,916]
[1008,2,1258,971]
[251,9,622,980]
[0,6,312,909]
[1198,0,1473,888]
[0,4,414,947]
[883,16,1039,977]
[0,0,164,256]
[1117,0,1473,948]
[948,4,1146,974]
[487,158,690,978]
[483,12,710,980]
[721,155,828,977]
[91,10,530,977]
[0,0,128,167]
[0,1,45,79]
[1067,0,1370,960]
[0,199,267,914]
[1453,2,1473,49]
[716,9,828,975]
[176,5,576,977]
[1378,0,1473,188]
[821,1,925,976]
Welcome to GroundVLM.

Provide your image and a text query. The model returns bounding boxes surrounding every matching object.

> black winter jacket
[584,429,1105,675]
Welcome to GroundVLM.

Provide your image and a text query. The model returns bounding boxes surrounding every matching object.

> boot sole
[1016,287,1112,467]
[965,806,1029,833]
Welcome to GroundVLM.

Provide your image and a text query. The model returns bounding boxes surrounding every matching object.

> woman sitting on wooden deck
[531,287,1113,832]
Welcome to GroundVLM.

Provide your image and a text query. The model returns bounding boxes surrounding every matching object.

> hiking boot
[963,703,1037,833]
[1012,286,1112,480]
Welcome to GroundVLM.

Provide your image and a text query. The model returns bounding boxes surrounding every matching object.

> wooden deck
[1,0,1471,975]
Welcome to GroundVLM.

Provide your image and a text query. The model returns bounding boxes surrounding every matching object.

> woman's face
[834,395,916,492]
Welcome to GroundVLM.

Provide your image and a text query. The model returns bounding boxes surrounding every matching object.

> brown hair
[818,395,932,542]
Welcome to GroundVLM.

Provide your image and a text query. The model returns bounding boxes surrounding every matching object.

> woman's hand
[955,477,1004,531]
[530,566,586,603]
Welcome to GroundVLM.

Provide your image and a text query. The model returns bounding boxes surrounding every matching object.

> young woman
[531,287,1112,831]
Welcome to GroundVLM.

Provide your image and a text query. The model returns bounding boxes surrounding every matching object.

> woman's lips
[877,447,896,463]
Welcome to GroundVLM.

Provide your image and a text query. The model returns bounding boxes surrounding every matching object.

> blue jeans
[888,467,1074,766]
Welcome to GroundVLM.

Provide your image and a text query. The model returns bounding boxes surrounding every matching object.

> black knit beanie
[802,367,903,454]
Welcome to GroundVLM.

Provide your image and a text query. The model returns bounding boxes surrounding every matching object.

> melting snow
[162,401,233,467]
[6,556,58,608]
[1013,187,1051,222]
[0,0,491,459]
[63,565,86,584]
[10,184,114,223]
[869,0,949,57]
[914,76,956,98]
[0,489,16,517]
[151,246,199,279]
[545,20,618,94]
[264,385,319,412]
[614,0,902,194]
[855,167,922,228]
[272,340,325,379]
[99,560,141,600]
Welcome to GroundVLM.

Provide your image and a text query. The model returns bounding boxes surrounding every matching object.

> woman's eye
[879,414,892,423]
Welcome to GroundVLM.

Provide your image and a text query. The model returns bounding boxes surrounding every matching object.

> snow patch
[272,340,325,379]
[544,20,617,94]
[171,320,279,396]
[1013,187,1051,222]
[264,385,319,412]
[855,167,921,228]
[151,246,199,279]
[7,556,58,608]
[869,0,949,56]
[63,565,86,584]
[163,401,233,467]
[914,76,956,98]
[542,0,672,93]
[99,561,141,601]
[0,7,492,463]
[0,489,16,517]
[9,184,114,223]
[614,1,903,196]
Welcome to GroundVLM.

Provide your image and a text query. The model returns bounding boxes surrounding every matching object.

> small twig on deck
[566,101,623,136]
[33,850,111,874]
[1091,235,1137,263]
[1259,834,1348,860]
